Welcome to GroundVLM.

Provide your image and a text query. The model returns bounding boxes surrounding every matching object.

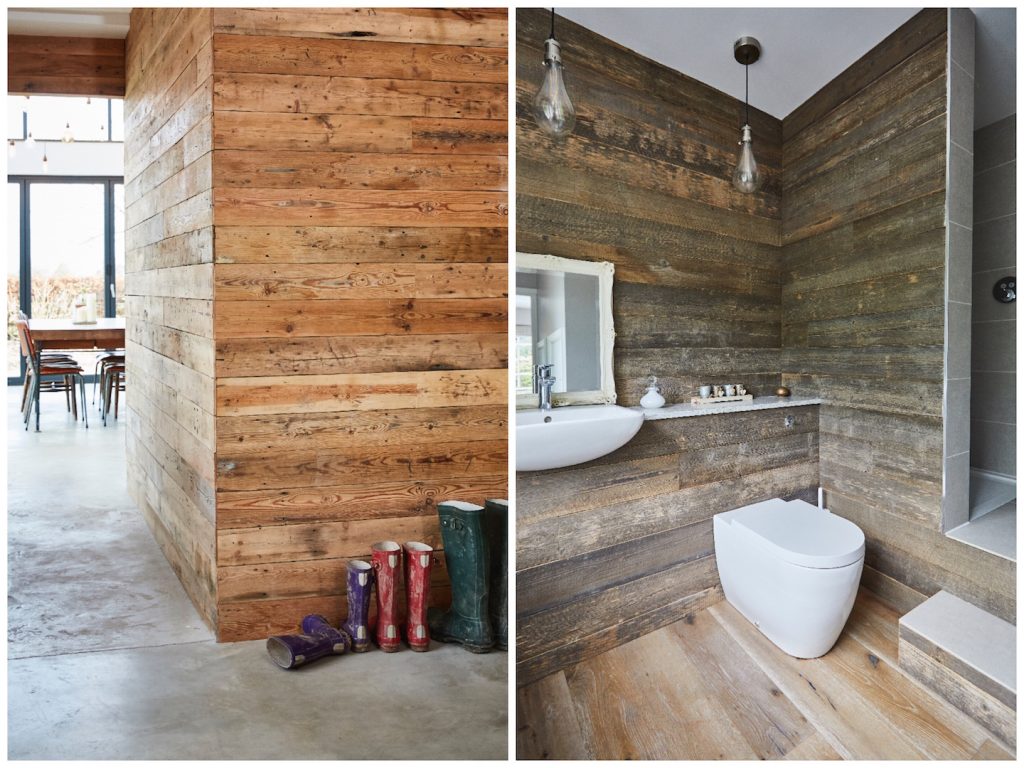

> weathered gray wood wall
[515,9,818,687]
[780,9,1015,623]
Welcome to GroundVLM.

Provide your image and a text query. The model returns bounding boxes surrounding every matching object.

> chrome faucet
[533,364,556,410]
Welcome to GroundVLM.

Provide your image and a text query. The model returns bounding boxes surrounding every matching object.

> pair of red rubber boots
[343,540,434,653]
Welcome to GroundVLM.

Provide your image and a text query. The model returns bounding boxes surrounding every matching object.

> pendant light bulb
[533,10,575,139]
[24,132,35,149]
[8,139,16,159]
[42,147,48,173]
[731,36,763,194]
[62,122,74,143]
[733,124,762,193]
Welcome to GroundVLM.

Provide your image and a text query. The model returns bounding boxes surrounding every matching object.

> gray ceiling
[558,7,1017,128]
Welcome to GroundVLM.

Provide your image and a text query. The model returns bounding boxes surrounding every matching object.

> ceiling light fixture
[24,132,35,149]
[732,36,763,194]
[532,8,576,139]
[62,122,74,143]
[8,139,16,159]
[42,145,48,173]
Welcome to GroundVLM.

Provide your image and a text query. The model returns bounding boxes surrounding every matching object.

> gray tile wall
[942,9,976,530]
[971,113,1017,478]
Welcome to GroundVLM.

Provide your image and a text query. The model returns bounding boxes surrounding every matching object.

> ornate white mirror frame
[515,252,616,409]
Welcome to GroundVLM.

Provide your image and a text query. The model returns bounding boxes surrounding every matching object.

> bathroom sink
[516,404,644,472]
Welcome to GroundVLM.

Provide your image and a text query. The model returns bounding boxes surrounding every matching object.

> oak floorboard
[783,732,842,760]
[565,628,759,760]
[515,672,591,760]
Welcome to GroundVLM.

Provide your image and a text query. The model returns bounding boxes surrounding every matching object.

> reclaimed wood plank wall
[515,9,819,686]
[209,7,509,641]
[780,9,1015,623]
[8,34,126,97]
[124,8,218,628]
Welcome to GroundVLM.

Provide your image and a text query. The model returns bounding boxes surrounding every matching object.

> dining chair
[16,316,88,431]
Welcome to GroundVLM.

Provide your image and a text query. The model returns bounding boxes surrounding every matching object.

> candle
[85,294,97,322]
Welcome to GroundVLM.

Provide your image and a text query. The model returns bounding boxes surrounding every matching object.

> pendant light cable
[745,63,749,126]
[550,7,556,40]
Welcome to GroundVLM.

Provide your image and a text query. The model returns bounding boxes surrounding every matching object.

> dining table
[26,317,126,431]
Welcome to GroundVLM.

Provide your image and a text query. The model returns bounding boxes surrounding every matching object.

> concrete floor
[7,386,509,759]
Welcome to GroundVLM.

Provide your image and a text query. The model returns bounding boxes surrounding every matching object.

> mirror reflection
[515,267,601,395]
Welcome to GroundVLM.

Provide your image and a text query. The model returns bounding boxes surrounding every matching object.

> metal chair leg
[80,374,88,428]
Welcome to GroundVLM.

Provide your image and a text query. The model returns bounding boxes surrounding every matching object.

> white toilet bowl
[713,497,865,658]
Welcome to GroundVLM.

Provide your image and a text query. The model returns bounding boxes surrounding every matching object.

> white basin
[516,404,644,472]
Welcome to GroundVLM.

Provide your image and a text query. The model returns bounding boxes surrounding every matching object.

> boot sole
[408,644,429,653]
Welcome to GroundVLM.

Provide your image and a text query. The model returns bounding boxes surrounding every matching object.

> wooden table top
[29,317,126,350]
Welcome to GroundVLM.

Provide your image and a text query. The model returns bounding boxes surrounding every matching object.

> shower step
[898,590,1015,750]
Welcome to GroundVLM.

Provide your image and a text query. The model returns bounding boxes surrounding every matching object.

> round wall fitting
[734,36,762,65]
[993,276,1016,303]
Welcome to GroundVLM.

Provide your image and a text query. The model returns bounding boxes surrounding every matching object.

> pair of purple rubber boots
[266,614,352,670]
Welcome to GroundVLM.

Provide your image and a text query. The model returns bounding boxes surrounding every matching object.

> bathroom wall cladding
[781,9,1014,623]
[971,114,1016,477]
[515,9,818,686]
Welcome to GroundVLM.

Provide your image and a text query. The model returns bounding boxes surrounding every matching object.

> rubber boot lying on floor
[266,614,352,669]
[428,501,495,653]
[483,498,509,651]
[372,541,402,653]
[403,541,434,652]
[342,559,374,652]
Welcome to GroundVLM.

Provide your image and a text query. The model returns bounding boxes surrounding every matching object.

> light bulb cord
[550,7,556,40]
[744,64,749,127]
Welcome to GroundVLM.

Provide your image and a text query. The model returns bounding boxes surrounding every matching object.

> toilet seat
[728,499,865,569]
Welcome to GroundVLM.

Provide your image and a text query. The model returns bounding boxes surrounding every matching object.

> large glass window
[7,95,120,142]
[114,183,125,317]
[7,183,21,378]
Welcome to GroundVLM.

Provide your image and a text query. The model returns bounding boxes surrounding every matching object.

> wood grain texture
[206,8,508,640]
[516,10,804,680]
[517,591,1016,759]
[125,8,217,631]
[9,35,125,96]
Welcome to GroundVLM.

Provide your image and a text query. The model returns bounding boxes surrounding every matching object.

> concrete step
[898,590,1016,750]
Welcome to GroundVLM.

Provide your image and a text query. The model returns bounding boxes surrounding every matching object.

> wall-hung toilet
[714,497,865,658]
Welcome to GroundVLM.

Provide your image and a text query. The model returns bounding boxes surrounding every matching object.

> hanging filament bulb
[8,139,16,159]
[42,146,49,173]
[731,37,763,194]
[532,8,576,139]
[24,132,35,149]
[62,122,74,143]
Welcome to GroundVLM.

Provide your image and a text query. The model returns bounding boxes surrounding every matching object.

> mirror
[515,252,616,408]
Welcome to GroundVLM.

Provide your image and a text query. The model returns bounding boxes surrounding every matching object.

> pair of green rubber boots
[427,499,508,653]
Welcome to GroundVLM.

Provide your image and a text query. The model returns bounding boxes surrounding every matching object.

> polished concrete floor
[7,387,508,759]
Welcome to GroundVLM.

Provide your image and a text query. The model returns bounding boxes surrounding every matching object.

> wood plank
[213,187,507,227]
[783,9,946,140]
[784,733,842,760]
[214,149,506,191]
[217,514,443,566]
[517,520,713,617]
[710,601,929,759]
[214,263,506,301]
[216,474,508,528]
[216,404,506,454]
[214,298,507,338]
[216,368,506,416]
[9,35,125,96]
[214,72,506,120]
[669,609,815,759]
[216,332,506,377]
[564,625,759,759]
[215,440,507,492]
[213,7,508,48]
[898,639,1016,749]
[215,225,506,264]
[516,672,592,760]
[213,33,508,83]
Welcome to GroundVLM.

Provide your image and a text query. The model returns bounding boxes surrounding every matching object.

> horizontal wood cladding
[209,8,508,640]
[214,73,507,120]
[516,407,820,684]
[515,9,789,679]
[8,35,125,96]
[214,226,506,264]
[125,8,218,631]
[213,34,507,83]
[214,298,506,338]
[214,151,507,191]
[779,12,999,620]
[212,7,507,47]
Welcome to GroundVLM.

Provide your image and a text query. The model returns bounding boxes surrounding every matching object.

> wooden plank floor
[516,590,1015,760]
